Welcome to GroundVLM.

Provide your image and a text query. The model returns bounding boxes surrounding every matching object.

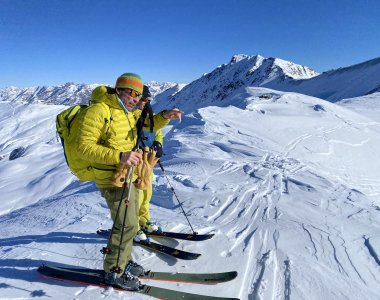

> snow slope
[337,92,380,122]
[271,57,380,102]
[0,87,380,300]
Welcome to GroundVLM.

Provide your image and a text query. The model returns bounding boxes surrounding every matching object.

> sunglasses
[119,88,142,99]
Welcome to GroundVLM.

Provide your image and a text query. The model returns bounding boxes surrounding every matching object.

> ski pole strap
[146,102,154,133]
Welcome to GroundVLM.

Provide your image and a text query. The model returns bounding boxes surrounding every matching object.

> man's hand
[162,108,184,121]
[120,151,142,166]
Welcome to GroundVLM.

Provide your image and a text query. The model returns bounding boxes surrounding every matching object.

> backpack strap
[65,105,86,135]
[136,103,155,148]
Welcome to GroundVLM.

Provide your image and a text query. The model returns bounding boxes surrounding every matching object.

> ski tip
[193,232,215,240]
[184,253,201,260]
[207,271,238,282]
[205,233,215,239]
[230,271,238,279]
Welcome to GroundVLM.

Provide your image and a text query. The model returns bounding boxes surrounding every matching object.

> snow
[338,92,380,122]
[270,57,380,102]
[1,85,380,299]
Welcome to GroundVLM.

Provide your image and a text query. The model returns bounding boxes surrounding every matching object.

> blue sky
[1,0,379,88]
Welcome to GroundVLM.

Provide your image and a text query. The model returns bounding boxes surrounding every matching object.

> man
[134,85,164,242]
[75,73,182,290]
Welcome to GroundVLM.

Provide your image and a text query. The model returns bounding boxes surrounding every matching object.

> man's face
[118,89,141,111]
[138,98,149,110]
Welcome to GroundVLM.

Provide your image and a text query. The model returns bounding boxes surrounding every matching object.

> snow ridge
[153,54,380,113]
[153,55,318,112]
[2,54,380,109]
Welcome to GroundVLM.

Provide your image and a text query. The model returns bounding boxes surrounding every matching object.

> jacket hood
[91,85,121,109]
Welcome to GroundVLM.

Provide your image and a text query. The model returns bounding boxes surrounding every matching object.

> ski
[135,239,201,260]
[141,270,237,283]
[97,228,214,241]
[147,230,214,241]
[40,265,237,284]
[96,229,201,260]
[38,265,240,300]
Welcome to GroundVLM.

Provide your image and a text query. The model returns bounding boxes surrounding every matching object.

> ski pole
[101,166,134,272]
[158,160,197,235]
[114,164,135,273]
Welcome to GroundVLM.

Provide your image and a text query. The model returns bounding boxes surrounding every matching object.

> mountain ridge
[1,54,379,106]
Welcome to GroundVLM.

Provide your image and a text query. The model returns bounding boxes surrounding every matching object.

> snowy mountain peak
[271,56,380,102]
[153,54,320,112]
[143,81,183,98]
[0,83,100,105]
[227,55,319,80]
[268,57,319,79]
[229,54,251,64]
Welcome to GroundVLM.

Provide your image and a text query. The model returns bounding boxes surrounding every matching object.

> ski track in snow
[187,103,380,300]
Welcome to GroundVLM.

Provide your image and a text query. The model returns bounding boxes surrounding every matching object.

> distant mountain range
[155,54,380,112]
[1,54,379,106]
[0,81,180,105]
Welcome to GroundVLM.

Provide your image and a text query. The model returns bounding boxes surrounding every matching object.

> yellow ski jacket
[75,85,169,188]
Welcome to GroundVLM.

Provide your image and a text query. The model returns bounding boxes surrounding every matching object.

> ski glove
[110,164,130,187]
[134,147,160,190]
[152,141,163,158]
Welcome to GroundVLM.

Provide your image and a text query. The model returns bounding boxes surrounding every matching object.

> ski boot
[104,271,141,291]
[144,221,162,233]
[125,260,146,277]
[134,230,150,243]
